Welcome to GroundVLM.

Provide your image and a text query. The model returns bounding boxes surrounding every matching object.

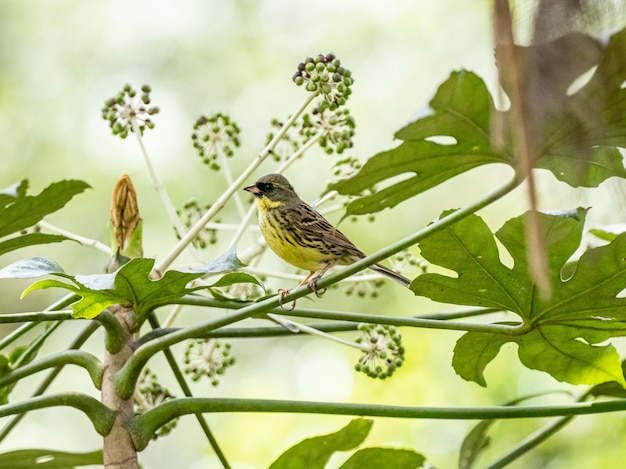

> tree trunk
[101,305,138,469]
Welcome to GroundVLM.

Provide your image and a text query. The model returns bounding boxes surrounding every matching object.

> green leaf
[0,448,102,468]
[69,258,206,319]
[269,418,373,469]
[413,209,626,386]
[0,233,73,257]
[0,180,90,238]
[0,257,66,279]
[330,71,508,216]
[340,447,425,469]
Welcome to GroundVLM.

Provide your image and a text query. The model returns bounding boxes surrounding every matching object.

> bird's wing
[290,202,366,259]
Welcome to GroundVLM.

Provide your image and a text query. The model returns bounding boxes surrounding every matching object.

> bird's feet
[278,288,296,310]
[307,275,326,298]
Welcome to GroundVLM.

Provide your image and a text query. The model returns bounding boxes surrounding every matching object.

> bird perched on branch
[244,173,410,304]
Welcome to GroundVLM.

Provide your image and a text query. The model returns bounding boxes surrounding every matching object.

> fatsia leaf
[340,447,426,469]
[269,418,373,469]
[330,71,509,216]
[0,180,90,238]
[412,209,626,386]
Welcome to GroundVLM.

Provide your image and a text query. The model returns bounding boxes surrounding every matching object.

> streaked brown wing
[288,201,365,261]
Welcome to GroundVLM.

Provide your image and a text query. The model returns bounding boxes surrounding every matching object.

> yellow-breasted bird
[244,173,411,301]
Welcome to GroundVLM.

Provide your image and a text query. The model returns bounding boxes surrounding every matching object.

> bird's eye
[257,182,273,193]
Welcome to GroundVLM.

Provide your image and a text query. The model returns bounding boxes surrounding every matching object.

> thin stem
[278,309,518,334]
[126,396,626,451]
[130,118,200,263]
[155,93,318,275]
[266,313,370,352]
[38,221,112,255]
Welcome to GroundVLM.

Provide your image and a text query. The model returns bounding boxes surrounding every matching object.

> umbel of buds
[191,112,241,170]
[354,324,405,380]
[101,84,160,138]
[293,53,354,111]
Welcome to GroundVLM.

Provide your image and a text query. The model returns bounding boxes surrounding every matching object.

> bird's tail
[371,263,412,288]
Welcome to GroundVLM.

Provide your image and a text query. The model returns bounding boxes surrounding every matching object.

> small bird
[244,173,411,303]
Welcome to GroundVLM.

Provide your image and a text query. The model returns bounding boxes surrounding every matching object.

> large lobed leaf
[412,209,626,386]
[331,29,626,216]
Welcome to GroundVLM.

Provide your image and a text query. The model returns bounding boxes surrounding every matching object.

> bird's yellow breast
[256,200,330,272]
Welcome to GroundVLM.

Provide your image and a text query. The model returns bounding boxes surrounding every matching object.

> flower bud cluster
[293,53,353,111]
[183,338,235,386]
[354,324,405,379]
[101,84,159,138]
[191,113,241,169]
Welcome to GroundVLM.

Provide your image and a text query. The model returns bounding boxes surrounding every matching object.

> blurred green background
[1,1,626,468]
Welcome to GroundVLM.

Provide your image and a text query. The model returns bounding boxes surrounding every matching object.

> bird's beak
[244,184,261,196]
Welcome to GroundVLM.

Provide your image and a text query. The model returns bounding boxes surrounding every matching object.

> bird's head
[244,173,300,208]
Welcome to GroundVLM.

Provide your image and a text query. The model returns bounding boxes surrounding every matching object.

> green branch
[0,393,117,436]
[126,396,626,451]
[0,351,104,390]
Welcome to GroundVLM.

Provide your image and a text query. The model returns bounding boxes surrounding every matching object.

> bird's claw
[308,277,326,298]
[278,288,296,310]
